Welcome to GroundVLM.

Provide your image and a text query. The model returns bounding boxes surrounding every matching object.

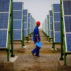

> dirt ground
[0,30,71,71]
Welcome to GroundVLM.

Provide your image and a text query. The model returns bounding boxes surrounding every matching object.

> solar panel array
[53,4,61,43]
[62,0,71,52]
[47,15,49,36]
[31,16,35,33]
[49,10,53,38]
[28,13,31,34]
[30,15,33,33]
[13,2,23,40]
[24,10,28,37]
[0,0,11,48]
[44,18,47,35]
[42,15,49,37]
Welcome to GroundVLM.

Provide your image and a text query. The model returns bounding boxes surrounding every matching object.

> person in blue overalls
[32,21,41,57]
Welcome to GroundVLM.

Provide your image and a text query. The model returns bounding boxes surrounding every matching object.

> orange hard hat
[36,21,40,25]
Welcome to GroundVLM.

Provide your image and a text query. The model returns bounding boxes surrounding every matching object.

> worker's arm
[36,36,39,42]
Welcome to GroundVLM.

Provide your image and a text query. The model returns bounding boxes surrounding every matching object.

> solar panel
[66,34,71,52]
[13,11,22,19]
[45,18,48,36]
[28,13,31,34]
[62,0,71,52]
[24,29,27,37]
[13,20,22,29]
[13,2,23,40]
[31,16,34,33]
[54,13,61,21]
[47,15,49,36]
[63,1,71,15]
[49,10,53,38]
[53,4,60,12]
[53,4,61,43]
[0,0,10,48]
[54,32,61,42]
[64,16,71,32]
[0,13,8,29]
[13,2,22,10]
[13,30,21,40]
[0,0,10,12]
[24,10,28,37]
[0,30,7,47]
[54,22,61,31]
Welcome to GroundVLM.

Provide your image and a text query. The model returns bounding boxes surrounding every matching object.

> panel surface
[53,4,61,43]
[54,13,60,21]
[13,2,22,10]
[53,4,60,12]
[28,13,31,34]
[24,10,28,37]
[49,10,53,38]
[54,22,61,31]
[0,13,8,29]
[0,0,10,48]
[54,32,61,42]
[0,0,10,12]
[13,2,22,40]
[13,20,22,29]
[66,34,71,52]
[0,30,7,48]
[13,30,21,40]
[63,0,71,52]
[13,11,22,19]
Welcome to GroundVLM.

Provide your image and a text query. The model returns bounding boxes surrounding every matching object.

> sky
[13,0,60,28]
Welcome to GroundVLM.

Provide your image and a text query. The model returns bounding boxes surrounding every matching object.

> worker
[32,21,41,57]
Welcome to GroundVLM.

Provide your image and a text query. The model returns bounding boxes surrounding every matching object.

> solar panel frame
[0,0,10,12]
[13,2,23,40]
[0,0,11,48]
[49,10,53,38]
[62,0,71,52]
[47,15,49,36]
[53,4,61,43]
[28,13,31,34]
[24,10,28,37]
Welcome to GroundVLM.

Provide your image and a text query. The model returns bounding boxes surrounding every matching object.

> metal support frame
[52,7,55,49]
[10,0,14,57]
[22,7,24,46]
[60,0,67,65]
[60,0,64,60]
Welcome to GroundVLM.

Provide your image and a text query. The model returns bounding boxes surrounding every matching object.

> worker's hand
[36,36,39,42]
[37,39,39,42]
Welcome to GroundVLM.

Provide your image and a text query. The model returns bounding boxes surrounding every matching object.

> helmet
[36,21,40,25]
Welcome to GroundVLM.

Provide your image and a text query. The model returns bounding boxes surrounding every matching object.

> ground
[0,30,71,71]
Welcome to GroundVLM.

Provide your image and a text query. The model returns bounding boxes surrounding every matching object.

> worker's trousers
[32,46,40,56]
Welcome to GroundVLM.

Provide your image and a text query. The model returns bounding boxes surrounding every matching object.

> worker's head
[36,21,40,27]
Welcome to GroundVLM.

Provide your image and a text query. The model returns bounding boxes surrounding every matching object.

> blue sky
[14,0,60,28]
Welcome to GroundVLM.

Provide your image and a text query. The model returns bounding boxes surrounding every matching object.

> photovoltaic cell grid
[24,10,28,37]
[49,10,53,38]
[0,0,10,48]
[29,14,31,34]
[31,16,33,33]
[31,15,34,33]
[63,0,71,52]
[53,4,61,43]
[32,17,35,32]
[47,15,49,36]
[28,13,31,34]
[45,18,48,36]
[32,18,35,32]
[13,2,23,40]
